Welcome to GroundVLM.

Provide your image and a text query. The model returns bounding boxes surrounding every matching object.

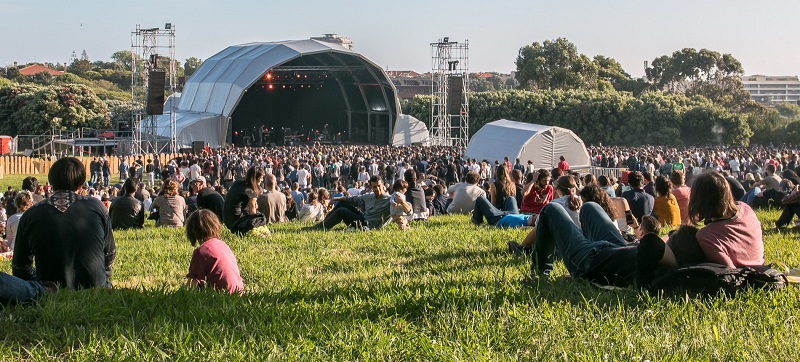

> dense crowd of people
[1,141,798,303]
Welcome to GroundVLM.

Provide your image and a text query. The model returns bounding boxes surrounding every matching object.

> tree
[184,57,203,77]
[0,84,110,135]
[515,38,598,91]
[33,71,53,85]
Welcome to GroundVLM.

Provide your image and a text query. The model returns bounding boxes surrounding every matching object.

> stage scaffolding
[130,24,177,155]
[430,38,469,148]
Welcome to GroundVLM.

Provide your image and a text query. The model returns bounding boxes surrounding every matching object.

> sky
[2,0,799,77]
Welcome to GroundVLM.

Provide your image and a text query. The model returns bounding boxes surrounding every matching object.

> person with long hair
[551,175,583,226]
[578,185,616,221]
[489,164,517,213]
[222,166,266,234]
[652,175,680,228]
[687,171,764,268]
[670,170,692,224]
[150,178,188,227]
[520,169,553,215]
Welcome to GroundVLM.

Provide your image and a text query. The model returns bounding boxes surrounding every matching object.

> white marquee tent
[464,119,591,169]
[392,114,429,146]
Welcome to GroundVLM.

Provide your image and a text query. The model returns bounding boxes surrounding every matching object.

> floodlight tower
[131,23,177,154]
[430,37,469,148]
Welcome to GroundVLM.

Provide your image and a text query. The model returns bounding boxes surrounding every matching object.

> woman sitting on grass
[688,171,764,268]
[652,175,681,228]
[150,179,187,227]
[186,209,244,295]
[297,191,326,223]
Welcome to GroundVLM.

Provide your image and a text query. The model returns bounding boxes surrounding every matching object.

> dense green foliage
[0,206,796,360]
[406,89,755,146]
[0,83,110,135]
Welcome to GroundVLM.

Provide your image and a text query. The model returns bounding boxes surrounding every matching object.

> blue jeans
[471,196,507,226]
[532,202,625,277]
[0,272,44,304]
[741,187,761,207]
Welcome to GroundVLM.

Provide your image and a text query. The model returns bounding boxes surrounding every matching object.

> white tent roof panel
[464,119,591,169]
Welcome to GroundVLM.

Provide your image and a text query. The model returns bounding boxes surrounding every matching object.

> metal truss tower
[430,38,469,148]
[131,24,177,155]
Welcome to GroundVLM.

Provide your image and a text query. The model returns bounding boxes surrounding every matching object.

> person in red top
[186,209,244,295]
[688,171,764,268]
[520,169,553,214]
[557,156,569,173]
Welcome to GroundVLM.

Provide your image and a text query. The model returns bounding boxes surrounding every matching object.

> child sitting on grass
[185,209,244,295]
[390,180,412,231]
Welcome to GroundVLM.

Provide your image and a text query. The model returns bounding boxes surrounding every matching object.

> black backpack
[647,263,786,297]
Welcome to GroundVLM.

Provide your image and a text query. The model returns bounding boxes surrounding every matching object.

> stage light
[282,85,286,89]
[268,84,273,89]
[296,74,300,78]
[266,73,273,80]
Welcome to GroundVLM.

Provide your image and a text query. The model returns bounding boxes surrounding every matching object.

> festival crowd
[1,141,798,303]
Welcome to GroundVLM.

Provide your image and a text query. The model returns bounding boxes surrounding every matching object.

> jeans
[741,187,761,207]
[321,203,366,229]
[0,272,44,304]
[471,196,507,226]
[503,196,519,214]
[776,203,800,228]
[532,202,625,277]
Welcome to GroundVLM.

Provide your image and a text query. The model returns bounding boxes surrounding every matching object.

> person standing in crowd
[557,156,569,173]
[10,157,116,299]
[670,170,692,224]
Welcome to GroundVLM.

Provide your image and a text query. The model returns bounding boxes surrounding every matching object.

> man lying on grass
[312,175,390,230]
[532,171,767,287]
[470,195,535,228]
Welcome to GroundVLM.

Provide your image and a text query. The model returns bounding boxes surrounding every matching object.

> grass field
[0,184,798,360]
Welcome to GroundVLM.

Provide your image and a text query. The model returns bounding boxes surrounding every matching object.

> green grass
[0,175,48,193]
[0,210,798,361]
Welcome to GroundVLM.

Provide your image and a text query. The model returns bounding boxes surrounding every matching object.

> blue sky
[2,0,798,77]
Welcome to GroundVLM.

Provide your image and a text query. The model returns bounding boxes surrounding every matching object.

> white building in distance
[741,75,800,105]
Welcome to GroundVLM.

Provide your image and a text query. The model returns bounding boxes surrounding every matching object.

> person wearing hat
[192,175,225,222]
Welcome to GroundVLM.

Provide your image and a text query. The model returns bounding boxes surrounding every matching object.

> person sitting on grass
[531,201,704,287]
[109,178,145,230]
[4,157,115,303]
[687,171,764,268]
[185,209,244,295]
[652,175,681,228]
[297,191,326,223]
[5,191,33,252]
[390,179,412,231]
[471,195,535,228]
[313,175,391,230]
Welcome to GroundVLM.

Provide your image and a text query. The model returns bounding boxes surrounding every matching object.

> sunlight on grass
[0,211,798,360]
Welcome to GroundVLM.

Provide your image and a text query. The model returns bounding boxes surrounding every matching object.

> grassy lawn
[0,209,798,360]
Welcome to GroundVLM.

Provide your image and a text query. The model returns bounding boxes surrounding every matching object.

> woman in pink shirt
[688,171,764,268]
[669,170,691,224]
[185,209,244,295]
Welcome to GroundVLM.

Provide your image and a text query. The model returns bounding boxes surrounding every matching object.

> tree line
[403,38,800,146]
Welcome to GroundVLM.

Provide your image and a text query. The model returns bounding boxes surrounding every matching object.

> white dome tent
[464,119,591,169]
[392,114,429,146]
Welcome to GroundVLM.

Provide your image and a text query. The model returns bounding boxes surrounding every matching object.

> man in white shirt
[188,161,202,182]
[446,171,487,214]
[296,164,311,190]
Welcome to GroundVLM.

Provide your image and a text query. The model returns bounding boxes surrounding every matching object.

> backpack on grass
[647,263,787,297]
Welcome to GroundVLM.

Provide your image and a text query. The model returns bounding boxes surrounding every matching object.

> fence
[0,154,187,180]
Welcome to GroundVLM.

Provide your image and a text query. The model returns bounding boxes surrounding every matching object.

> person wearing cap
[192,175,225,222]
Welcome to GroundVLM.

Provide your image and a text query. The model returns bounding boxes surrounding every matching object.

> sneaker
[508,241,530,256]
[41,281,59,294]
